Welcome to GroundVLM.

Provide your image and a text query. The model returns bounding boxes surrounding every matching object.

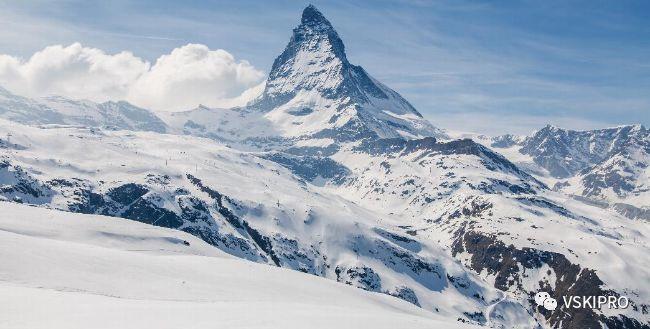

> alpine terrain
[0,5,648,329]
[487,125,649,221]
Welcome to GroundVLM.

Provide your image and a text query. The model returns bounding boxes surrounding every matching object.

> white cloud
[128,44,265,111]
[0,43,265,111]
[0,43,148,101]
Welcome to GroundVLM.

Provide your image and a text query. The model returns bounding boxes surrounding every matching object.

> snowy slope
[3,112,648,327]
[0,118,537,327]
[327,136,650,328]
[0,202,477,329]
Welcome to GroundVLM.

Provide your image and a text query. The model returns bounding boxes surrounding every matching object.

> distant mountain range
[0,86,167,132]
[488,124,649,220]
[0,5,648,329]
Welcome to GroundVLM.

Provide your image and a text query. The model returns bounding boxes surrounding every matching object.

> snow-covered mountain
[518,125,647,179]
[0,86,167,132]
[163,5,443,146]
[250,4,440,140]
[327,136,649,328]
[489,124,649,220]
[0,119,537,328]
[1,5,648,329]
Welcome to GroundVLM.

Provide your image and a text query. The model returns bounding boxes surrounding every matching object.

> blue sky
[0,0,648,134]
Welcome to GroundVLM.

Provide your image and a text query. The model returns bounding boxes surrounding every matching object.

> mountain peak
[253,5,350,109]
[301,5,332,29]
[294,4,346,61]
[249,5,441,140]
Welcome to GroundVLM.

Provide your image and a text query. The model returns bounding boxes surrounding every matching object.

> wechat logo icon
[535,291,557,311]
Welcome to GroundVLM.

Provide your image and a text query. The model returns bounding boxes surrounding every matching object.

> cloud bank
[0,43,265,111]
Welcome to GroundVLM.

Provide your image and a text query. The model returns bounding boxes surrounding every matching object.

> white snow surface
[0,118,538,327]
[0,202,477,329]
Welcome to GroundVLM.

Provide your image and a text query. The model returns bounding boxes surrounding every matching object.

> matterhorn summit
[251,5,441,140]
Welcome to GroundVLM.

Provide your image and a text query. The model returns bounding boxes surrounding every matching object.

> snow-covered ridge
[488,124,649,219]
[0,86,167,132]
[518,124,648,179]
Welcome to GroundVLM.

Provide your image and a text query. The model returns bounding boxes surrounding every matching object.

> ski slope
[0,202,477,329]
